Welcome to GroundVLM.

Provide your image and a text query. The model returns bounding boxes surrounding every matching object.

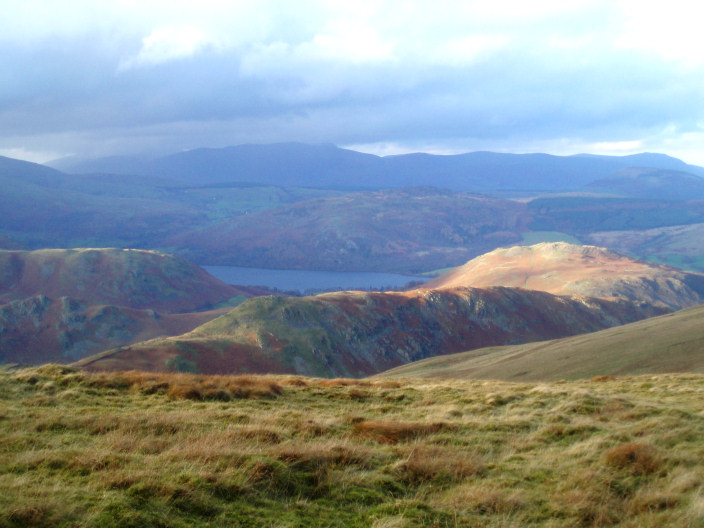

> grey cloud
[2,3,704,162]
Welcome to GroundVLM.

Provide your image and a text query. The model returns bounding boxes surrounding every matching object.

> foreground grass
[1,367,703,527]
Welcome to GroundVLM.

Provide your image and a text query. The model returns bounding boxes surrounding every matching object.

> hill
[6,152,704,273]
[426,242,704,310]
[163,187,529,272]
[2,366,703,526]
[0,248,252,313]
[0,155,339,251]
[586,223,704,273]
[46,143,704,191]
[77,287,665,377]
[378,304,704,382]
[582,167,704,200]
[0,248,263,365]
[0,297,226,364]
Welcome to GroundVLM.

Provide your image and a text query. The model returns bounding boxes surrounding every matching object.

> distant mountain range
[47,142,704,192]
[5,144,704,273]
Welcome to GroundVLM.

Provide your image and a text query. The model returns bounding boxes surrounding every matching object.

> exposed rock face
[79,287,666,377]
[426,242,704,310]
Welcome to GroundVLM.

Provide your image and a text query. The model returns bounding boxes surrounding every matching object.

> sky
[2,1,704,165]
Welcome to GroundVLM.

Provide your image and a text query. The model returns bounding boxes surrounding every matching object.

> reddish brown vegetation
[353,420,447,444]
[395,446,484,483]
[604,442,661,475]
[83,370,283,401]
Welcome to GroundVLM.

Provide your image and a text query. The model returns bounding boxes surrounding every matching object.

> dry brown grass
[2,367,704,527]
[317,378,371,388]
[604,442,661,475]
[393,446,484,484]
[437,484,526,515]
[353,420,447,444]
[76,370,285,400]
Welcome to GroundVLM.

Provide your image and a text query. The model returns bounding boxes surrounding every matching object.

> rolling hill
[378,303,704,381]
[0,296,227,364]
[0,248,254,313]
[426,242,704,310]
[586,223,704,273]
[0,248,263,365]
[6,151,704,273]
[77,286,665,377]
[0,154,339,251]
[582,167,704,200]
[163,187,529,273]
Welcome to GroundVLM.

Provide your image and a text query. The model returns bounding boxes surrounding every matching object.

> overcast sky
[2,1,704,164]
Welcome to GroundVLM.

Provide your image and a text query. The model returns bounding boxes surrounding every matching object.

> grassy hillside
[586,223,704,273]
[583,167,704,200]
[0,248,261,365]
[426,242,704,310]
[1,366,703,527]
[164,187,529,273]
[379,304,704,382]
[0,248,251,313]
[78,287,665,377]
[0,298,227,364]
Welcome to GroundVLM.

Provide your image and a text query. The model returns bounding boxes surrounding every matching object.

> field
[1,366,703,527]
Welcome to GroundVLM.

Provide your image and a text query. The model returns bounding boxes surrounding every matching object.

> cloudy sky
[2,1,704,164]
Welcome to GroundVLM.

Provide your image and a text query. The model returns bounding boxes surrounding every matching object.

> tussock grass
[1,366,703,526]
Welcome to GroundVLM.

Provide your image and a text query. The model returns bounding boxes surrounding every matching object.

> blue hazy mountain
[47,143,704,192]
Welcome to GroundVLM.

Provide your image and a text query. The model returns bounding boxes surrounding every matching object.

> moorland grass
[1,366,703,527]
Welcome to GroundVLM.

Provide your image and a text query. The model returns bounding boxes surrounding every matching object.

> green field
[1,366,704,527]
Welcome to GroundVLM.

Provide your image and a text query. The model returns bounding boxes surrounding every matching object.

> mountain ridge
[77,286,666,377]
[44,143,704,191]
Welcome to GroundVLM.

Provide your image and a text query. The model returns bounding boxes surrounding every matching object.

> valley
[2,144,704,528]
[5,146,704,273]
[8,3,704,525]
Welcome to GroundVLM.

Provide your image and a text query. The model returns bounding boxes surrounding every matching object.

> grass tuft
[354,420,447,444]
[604,442,661,475]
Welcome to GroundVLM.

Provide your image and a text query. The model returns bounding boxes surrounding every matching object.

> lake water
[202,265,429,293]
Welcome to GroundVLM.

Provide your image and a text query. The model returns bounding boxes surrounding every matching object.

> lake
[202,265,429,293]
